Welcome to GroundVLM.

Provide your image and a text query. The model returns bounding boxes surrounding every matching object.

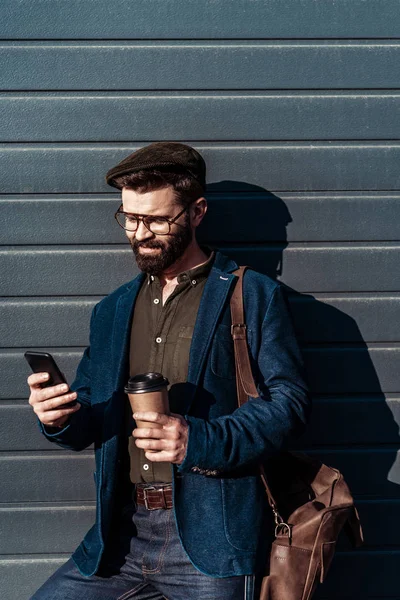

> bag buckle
[231,323,247,338]
[275,522,293,544]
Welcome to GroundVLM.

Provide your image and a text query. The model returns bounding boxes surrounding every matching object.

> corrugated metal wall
[1,2,399,598]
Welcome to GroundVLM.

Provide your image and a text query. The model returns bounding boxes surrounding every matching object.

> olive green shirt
[127,248,215,483]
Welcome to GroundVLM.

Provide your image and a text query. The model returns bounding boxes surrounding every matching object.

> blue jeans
[31,488,257,600]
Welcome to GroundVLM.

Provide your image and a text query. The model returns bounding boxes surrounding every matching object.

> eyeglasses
[114,203,190,235]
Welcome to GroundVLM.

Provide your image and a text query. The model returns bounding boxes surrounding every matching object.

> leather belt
[135,484,173,510]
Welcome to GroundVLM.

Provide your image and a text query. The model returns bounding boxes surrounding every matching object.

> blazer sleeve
[176,282,312,474]
[37,302,102,451]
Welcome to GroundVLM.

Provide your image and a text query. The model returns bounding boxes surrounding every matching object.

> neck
[158,240,209,287]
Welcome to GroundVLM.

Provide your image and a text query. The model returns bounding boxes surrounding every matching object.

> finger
[46,417,68,428]
[135,438,175,451]
[132,427,175,439]
[133,411,170,425]
[38,404,80,424]
[36,383,70,403]
[38,391,78,413]
[145,450,176,462]
[27,372,50,389]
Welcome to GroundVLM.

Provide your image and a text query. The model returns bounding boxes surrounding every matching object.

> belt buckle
[142,486,157,511]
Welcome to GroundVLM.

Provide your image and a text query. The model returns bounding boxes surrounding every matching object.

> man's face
[121,186,193,275]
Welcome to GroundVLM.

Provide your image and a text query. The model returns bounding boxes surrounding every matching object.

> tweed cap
[105,142,206,191]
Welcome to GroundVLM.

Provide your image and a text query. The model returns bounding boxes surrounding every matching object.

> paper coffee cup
[124,372,170,430]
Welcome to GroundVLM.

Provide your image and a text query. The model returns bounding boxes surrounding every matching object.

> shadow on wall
[198,180,400,553]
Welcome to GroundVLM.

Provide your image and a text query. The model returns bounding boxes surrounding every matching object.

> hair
[112,167,205,207]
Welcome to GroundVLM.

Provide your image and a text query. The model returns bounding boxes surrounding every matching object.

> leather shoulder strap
[230,266,258,404]
[230,266,281,516]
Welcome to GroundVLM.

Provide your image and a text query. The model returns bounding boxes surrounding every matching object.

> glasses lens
[147,219,170,235]
[116,212,138,231]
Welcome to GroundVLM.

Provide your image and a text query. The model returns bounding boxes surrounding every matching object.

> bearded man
[27,142,311,600]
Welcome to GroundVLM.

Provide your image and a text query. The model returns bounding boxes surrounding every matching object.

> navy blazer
[39,249,311,578]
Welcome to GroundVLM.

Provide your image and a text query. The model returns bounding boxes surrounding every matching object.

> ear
[191,197,208,227]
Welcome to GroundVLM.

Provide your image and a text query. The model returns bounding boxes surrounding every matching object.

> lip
[139,247,160,252]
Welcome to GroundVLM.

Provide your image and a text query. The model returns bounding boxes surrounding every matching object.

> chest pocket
[171,325,194,382]
[210,323,236,379]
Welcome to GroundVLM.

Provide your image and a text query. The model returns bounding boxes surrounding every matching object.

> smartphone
[24,350,77,407]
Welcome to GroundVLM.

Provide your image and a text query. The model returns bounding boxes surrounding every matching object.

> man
[27,142,311,600]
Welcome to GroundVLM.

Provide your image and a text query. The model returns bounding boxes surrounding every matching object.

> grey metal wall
[1,1,399,598]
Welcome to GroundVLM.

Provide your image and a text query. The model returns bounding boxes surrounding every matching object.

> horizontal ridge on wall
[1,244,400,294]
[3,92,400,142]
[1,396,398,451]
[2,345,400,397]
[1,193,400,243]
[1,41,400,90]
[0,499,398,554]
[2,142,400,193]
[2,0,400,39]
[1,294,400,345]
[0,448,398,501]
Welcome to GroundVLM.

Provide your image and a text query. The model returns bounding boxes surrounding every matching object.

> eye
[147,217,167,225]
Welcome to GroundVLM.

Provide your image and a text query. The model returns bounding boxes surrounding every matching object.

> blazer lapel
[112,272,146,393]
[181,252,239,415]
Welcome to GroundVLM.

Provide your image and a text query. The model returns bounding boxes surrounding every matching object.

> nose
[134,220,154,242]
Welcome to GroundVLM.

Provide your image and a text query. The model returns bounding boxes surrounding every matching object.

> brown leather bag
[230,266,364,600]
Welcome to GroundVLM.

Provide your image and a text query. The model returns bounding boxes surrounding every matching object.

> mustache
[131,240,164,250]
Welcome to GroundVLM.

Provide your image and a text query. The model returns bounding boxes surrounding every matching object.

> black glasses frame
[114,202,191,235]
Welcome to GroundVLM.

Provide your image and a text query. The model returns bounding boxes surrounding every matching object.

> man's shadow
[197,181,400,560]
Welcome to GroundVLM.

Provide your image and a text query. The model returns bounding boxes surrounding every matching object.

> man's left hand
[132,411,189,464]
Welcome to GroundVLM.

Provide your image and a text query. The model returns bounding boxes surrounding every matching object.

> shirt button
[156,337,162,343]
[143,464,149,471]
[153,298,160,304]
[191,279,197,285]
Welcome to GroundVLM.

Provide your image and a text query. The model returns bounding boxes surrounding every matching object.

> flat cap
[105,142,206,190]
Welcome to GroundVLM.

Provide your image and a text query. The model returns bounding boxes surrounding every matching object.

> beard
[129,213,193,275]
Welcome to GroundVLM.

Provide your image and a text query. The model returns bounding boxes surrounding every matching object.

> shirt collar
[177,248,215,285]
[146,246,215,287]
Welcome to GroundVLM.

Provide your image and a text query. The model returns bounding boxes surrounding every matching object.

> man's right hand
[27,372,81,428]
